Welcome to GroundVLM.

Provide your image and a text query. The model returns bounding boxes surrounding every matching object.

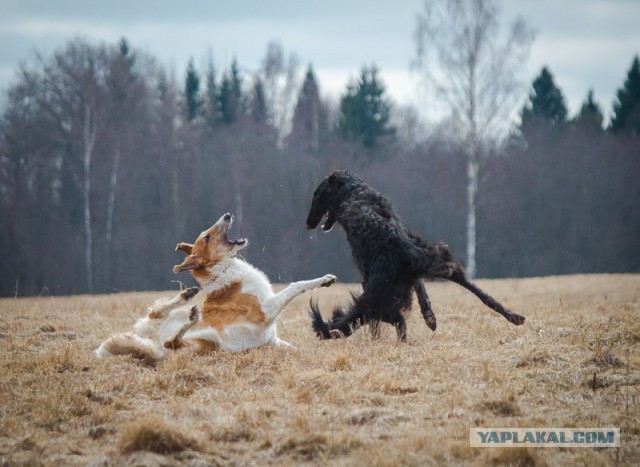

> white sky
[1,0,639,123]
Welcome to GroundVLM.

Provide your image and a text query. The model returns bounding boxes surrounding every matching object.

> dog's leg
[148,287,199,319]
[370,320,381,339]
[420,243,525,326]
[440,264,525,325]
[414,281,437,331]
[265,274,336,321]
[394,315,407,342]
[164,305,199,350]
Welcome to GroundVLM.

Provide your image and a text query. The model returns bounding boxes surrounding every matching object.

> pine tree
[338,65,394,148]
[610,55,640,136]
[217,59,243,125]
[290,65,325,152]
[204,60,217,127]
[184,58,201,122]
[250,77,268,123]
[575,89,604,130]
[521,66,568,130]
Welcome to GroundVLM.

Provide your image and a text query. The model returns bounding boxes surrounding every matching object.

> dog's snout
[223,213,232,222]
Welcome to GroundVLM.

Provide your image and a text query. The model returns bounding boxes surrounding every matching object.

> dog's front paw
[321,274,337,287]
[181,286,199,301]
[189,305,199,322]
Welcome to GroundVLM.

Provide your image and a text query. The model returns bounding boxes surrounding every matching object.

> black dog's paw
[508,313,526,326]
[424,314,437,332]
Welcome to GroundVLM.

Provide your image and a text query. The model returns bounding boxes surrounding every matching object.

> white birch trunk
[466,153,479,279]
[104,146,120,286]
[83,103,97,293]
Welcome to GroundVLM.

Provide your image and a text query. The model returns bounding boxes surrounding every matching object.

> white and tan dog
[96,213,336,361]
[172,213,336,351]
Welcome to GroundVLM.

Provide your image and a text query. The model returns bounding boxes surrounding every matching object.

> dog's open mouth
[222,216,248,247]
[321,212,336,232]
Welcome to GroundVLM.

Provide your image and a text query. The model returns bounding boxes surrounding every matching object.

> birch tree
[261,41,300,144]
[44,40,109,292]
[413,0,534,277]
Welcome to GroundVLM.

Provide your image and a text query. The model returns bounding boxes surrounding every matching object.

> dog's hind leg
[370,319,381,339]
[420,243,525,326]
[414,281,436,331]
[447,269,525,325]
[393,314,407,342]
[428,254,525,325]
[164,305,199,350]
[148,287,199,319]
[265,274,336,321]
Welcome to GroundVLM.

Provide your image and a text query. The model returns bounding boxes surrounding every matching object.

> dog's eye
[204,235,210,243]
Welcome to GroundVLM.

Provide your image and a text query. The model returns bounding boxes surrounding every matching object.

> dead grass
[0,274,639,465]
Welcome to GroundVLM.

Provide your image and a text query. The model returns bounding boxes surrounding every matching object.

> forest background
[1,1,639,297]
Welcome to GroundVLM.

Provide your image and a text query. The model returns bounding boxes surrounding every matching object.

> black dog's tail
[309,298,359,339]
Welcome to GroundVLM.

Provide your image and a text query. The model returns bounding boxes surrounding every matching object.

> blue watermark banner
[470,428,620,448]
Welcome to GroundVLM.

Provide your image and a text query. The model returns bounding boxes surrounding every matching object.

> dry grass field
[1,274,639,466]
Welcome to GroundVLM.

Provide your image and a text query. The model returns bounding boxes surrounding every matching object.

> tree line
[0,34,638,297]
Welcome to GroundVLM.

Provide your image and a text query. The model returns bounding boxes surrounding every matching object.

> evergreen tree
[217,59,243,125]
[230,58,243,110]
[204,60,217,127]
[290,65,326,152]
[575,89,604,130]
[521,66,568,130]
[610,55,640,136]
[338,65,394,148]
[250,77,268,123]
[184,58,201,121]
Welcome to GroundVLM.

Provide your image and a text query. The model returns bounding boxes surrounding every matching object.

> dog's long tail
[309,298,361,339]
[95,333,165,362]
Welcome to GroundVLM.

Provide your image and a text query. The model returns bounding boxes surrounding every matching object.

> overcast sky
[1,0,639,123]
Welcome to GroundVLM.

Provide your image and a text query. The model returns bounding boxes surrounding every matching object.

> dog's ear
[173,255,201,273]
[175,242,193,255]
[327,173,343,192]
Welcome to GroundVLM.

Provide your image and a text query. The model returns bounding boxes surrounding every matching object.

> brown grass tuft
[481,397,521,417]
[488,447,547,467]
[117,414,202,454]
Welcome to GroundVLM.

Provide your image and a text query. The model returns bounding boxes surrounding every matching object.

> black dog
[306,170,525,340]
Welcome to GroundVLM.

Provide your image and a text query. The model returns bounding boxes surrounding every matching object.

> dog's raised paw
[321,274,337,287]
[182,286,200,300]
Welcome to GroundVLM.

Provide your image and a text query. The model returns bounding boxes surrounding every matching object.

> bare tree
[45,40,110,293]
[413,0,534,277]
[261,41,301,144]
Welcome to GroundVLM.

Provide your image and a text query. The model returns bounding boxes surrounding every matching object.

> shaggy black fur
[306,170,525,340]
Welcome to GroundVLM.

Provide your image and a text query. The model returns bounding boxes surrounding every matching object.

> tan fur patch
[200,281,265,331]
[191,267,214,283]
[192,339,221,353]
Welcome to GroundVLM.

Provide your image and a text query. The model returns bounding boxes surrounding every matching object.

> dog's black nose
[223,213,232,222]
